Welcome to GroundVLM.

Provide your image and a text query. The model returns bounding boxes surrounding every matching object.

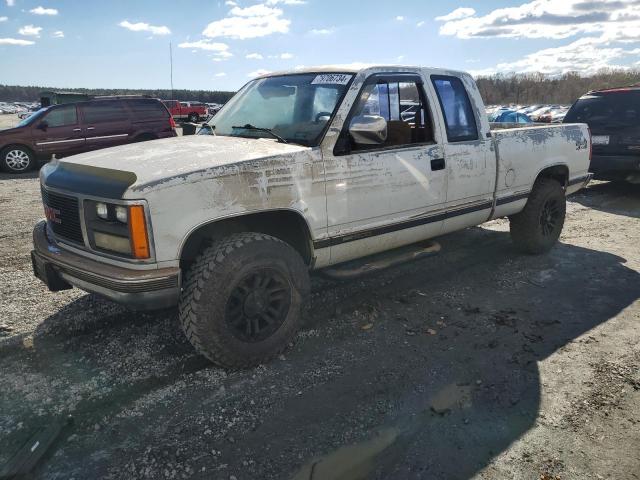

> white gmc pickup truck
[32,66,592,367]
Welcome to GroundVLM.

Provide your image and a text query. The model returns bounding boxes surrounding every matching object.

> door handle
[73,128,81,132]
[431,158,446,171]
[86,127,95,131]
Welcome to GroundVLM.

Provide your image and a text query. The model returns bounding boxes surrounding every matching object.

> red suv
[0,97,177,173]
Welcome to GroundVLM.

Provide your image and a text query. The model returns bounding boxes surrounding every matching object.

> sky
[1,0,640,91]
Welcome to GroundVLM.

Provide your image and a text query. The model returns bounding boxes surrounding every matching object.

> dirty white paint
[43,65,591,271]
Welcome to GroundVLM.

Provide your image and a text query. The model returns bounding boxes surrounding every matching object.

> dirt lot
[0,114,21,130]
[0,171,638,479]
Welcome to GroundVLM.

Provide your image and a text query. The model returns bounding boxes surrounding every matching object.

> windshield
[207,73,353,146]
[16,107,46,127]
[564,92,640,126]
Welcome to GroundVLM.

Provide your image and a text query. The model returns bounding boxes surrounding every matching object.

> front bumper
[590,154,640,181]
[31,220,180,310]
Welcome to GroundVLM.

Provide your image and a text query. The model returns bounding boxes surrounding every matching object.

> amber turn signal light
[128,205,150,259]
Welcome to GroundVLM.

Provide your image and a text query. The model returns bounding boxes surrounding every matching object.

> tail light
[169,116,177,130]
[587,126,592,163]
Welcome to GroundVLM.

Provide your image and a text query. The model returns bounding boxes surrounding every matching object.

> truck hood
[43,135,312,197]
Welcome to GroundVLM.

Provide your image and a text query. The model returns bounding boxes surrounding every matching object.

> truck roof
[255,64,469,79]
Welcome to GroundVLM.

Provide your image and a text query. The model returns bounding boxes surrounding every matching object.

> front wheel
[1,146,35,173]
[179,233,310,368]
[188,113,199,123]
[509,178,566,254]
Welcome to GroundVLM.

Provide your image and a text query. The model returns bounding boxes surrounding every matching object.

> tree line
[0,84,235,104]
[3,68,640,106]
[476,69,640,106]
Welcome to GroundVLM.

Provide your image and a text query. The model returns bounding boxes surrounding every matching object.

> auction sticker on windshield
[592,135,610,145]
[311,74,352,85]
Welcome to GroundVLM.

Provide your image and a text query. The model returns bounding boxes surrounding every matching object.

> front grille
[41,188,84,244]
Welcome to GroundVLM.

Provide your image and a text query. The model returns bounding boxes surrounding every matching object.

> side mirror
[348,115,387,145]
[37,121,48,131]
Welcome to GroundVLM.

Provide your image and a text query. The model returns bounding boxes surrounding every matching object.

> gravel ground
[0,171,638,480]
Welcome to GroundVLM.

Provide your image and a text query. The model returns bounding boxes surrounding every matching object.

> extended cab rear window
[564,91,640,126]
[127,99,169,119]
[431,75,478,142]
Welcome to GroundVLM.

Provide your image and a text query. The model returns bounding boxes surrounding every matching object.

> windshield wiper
[231,124,288,144]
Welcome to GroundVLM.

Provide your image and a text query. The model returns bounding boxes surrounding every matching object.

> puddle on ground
[291,383,473,479]
[291,428,399,480]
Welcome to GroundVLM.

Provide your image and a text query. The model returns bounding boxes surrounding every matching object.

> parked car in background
[550,108,569,123]
[489,110,533,124]
[162,100,207,123]
[206,103,223,116]
[0,96,176,173]
[518,105,542,115]
[564,86,640,183]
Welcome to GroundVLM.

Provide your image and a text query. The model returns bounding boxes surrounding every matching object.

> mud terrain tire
[509,178,566,254]
[179,233,310,368]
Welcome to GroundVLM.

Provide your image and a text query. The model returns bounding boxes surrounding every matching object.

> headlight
[115,205,128,223]
[84,200,150,259]
[96,202,108,219]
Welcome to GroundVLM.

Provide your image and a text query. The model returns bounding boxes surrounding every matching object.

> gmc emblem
[44,205,62,224]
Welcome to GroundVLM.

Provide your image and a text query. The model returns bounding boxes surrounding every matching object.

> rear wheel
[188,113,199,123]
[509,178,566,254]
[1,145,34,173]
[179,233,310,369]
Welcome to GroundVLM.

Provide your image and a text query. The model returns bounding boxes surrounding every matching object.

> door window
[82,101,129,124]
[431,76,478,142]
[43,105,77,127]
[350,79,435,151]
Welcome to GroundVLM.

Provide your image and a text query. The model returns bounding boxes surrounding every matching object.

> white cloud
[436,0,640,41]
[214,72,227,77]
[52,30,64,38]
[225,0,237,5]
[435,7,475,22]
[119,20,171,36]
[0,16,7,22]
[6,0,15,6]
[309,27,333,35]
[0,37,35,45]
[19,25,42,36]
[416,21,425,27]
[248,69,271,77]
[30,6,58,15]
[266,0,306,4]
[438,0,640,76]
[246,52,264,59]
[214,50,233,58]
[471,37,640,76]
[279,52,293,59]
[178,39,232,61]
[178,39,229,51]
[396,16,404,21]
[203,4,290,39]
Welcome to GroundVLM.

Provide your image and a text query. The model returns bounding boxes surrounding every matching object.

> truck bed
[488,122,591,202]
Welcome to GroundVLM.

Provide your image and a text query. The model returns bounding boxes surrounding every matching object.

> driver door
[320,73,448,264]
[32,104,85,158]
